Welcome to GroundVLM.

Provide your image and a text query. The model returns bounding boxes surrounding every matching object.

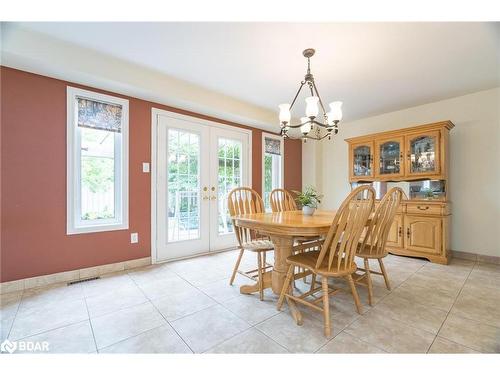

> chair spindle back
[270,189,297,212]
[316,185,375,272]
[227,187,265,246]
[360,187,403,256]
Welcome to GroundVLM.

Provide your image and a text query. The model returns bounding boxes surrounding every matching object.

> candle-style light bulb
[327,101,343,124]
[278,103,291,124]
[305,96,319,118]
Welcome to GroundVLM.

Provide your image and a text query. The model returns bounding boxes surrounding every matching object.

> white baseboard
[0,257,151,295]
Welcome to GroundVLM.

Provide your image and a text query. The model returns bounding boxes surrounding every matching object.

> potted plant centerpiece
[293,187,323,216]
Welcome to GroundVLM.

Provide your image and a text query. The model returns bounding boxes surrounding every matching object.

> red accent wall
[0,67,302,282]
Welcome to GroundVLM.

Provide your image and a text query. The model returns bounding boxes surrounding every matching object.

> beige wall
[304,87,500,257]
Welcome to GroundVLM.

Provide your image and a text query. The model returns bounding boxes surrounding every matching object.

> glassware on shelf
[379,141,401,175]
[410,135,436,173]
[353,145,371,177]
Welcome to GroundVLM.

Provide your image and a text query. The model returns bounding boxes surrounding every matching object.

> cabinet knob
[398,227,402,237]
[406,228,410,238]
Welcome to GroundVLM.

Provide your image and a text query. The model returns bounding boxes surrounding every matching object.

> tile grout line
[425,259,477,353]
[127,273,195,354]
[83,296,99,353]
[5,289,24,341]
[160,252,295,353]
[315,258,428,353]
[167,252,293,353]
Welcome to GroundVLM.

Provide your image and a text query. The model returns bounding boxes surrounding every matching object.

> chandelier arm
[289,81,306,110]
[286,119,330,129]
[283,132,331,141]
[311,81,328,120]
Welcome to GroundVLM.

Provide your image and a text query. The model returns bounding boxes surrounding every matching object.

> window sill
[67,222,129,235]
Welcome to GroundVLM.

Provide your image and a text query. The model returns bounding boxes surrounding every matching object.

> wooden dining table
[232,210,337,296]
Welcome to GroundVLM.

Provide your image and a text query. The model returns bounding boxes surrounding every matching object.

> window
[262,133,284,212]
[67,87,129,234]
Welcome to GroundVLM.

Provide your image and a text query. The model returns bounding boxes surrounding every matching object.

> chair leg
[309,274,317,293]
[322,277,331,337]
[229,248,244,285]
[364,258,374,306]
[257,252,264,301]
[378,258,391,291]
[277,264,294,311]
[347,274,363,314]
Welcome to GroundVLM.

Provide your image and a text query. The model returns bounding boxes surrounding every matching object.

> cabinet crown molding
[344,120,454,143]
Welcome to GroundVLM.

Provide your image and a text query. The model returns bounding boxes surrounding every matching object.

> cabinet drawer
[406,203,443,215]
[375,201,404,214]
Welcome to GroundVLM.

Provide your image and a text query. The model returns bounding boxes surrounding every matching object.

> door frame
[150,108,252,264]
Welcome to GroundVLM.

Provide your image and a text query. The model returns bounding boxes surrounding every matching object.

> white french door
[153,111,251,262]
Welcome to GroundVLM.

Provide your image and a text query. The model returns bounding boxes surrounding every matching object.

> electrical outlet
[142,162,150,173]
[130,233,139,244]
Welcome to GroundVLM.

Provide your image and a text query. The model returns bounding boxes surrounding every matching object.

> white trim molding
[261,132,285,210]
[150,108,253,264]
[66,86,129,234]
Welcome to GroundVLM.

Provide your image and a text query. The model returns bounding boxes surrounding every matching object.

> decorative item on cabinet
[346,121,454,264]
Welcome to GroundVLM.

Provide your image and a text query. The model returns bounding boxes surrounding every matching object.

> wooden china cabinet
[346,121,454,264]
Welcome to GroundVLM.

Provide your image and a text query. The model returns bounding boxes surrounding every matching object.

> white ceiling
[3,22,500,122]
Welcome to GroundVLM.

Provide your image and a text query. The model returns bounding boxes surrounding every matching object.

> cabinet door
[405,131,441,177]
[349,142,374,180]
[404,216,442,255]
[375,137,404,178]
[386,214,403,249]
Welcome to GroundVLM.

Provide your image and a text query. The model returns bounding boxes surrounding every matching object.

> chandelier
[278,48,343,142]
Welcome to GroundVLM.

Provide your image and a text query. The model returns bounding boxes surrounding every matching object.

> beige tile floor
[1,251,499,354]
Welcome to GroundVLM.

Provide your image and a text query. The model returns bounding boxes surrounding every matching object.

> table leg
[269,235,295,295]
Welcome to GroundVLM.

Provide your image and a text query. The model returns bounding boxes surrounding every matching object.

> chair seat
[286,250,357,277]
[356,243,387,259]
[241,239,274,252]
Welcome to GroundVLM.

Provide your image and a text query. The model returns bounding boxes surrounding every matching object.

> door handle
[202,186,210,200]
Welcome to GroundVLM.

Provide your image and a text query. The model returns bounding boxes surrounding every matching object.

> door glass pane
[410,135,436,173]
[167,129,200,242]
[353,145,371,176]
[379,141,401,175]
[218,138,243,235]
[80,127,116,221]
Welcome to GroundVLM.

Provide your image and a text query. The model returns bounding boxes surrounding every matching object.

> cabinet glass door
[352,143,373,178]
[376,137,403,178]
[406,131,440,175]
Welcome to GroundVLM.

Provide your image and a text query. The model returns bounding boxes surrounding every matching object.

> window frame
[261,132,285,211]
[66,86,129,234]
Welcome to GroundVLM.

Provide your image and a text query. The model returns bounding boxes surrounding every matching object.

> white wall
[304,88,500,257]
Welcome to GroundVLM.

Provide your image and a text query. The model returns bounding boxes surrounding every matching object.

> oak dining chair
[354,187,404,305]
[277,185,375,337]
[228,187,274,300]
[270,188,297,212]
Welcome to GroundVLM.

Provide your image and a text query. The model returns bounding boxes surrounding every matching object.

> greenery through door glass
[80,127,116,220]
[218,139,242,234]
[168,129,200,242]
